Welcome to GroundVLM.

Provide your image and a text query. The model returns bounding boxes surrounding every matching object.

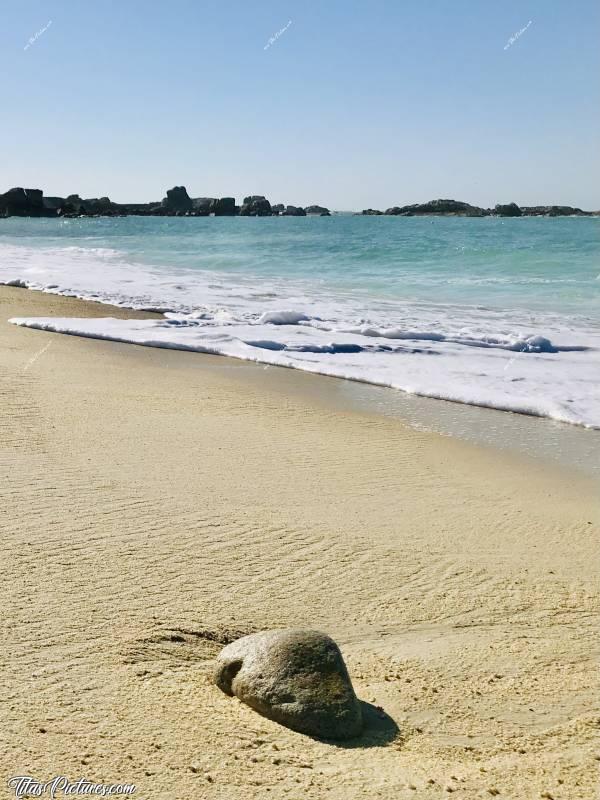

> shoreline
[1,284,598,798]
[4,281,600,473]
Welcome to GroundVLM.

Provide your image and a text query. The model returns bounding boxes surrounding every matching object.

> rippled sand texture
[1,285,598,799]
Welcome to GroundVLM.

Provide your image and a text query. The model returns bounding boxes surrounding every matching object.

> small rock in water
[214,629,363,740]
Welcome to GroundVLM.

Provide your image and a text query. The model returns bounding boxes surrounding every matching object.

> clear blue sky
[2,1,599,209]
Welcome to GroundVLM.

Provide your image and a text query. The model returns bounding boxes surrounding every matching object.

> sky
[2,0,599,210]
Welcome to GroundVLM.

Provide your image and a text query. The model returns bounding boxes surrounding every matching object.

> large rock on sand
[214,629,363,740]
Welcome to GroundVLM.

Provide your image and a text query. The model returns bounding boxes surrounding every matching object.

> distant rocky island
[360,199,598,217]
[0,186,597,218]
[0,185,331,218]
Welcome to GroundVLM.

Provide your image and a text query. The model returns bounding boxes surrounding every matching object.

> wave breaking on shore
[2,240,599,429]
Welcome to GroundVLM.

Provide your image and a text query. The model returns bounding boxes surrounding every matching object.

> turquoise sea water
[1,215,599,428]
[1,215,599,316]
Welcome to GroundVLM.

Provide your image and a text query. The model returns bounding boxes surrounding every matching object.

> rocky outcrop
[44,195,123,217]
[161,186,193,212]
[42,196,65,210]
[117,202,159,215]
[0,187,50,216]
[190,197,239,216]
[1,185,242,218]
[520,205,592,217]
[84,197,112,213]
[283,205,306,216]
[23,188,43,210]
[494,202,522,217]
[2,186,596,219]
[191,197,215,216]
[214,629,363,740]
[62,194,87,213]
[386,199,488,216]
[212,197,237,216]
[239,196,272,216]
[56,202,80,217]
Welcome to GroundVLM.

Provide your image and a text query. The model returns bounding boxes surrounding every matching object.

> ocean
[1,214,599,430]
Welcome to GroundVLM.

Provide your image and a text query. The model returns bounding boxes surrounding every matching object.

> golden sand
[1,285,598,799]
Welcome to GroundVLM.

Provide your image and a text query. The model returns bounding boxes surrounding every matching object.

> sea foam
[2,233,599,429]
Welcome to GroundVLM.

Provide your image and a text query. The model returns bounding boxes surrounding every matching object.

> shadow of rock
[318,701,399,749]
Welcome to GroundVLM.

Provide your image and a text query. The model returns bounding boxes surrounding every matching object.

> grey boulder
[214,629,363,740]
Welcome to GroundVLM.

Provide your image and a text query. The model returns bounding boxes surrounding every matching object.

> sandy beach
[1,284,598,799]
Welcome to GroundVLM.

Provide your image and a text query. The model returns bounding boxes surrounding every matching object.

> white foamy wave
[258,310,311,325]
[2,241,600,428]
[9,313,600,429]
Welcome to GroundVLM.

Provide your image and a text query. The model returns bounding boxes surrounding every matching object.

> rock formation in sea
[161,186,193,213]
[519,205,593,216]
[384,199,489,216]
[191,197,214,216]
[283,205,306,216]
[0,188,53,217]
[239,195,273,216]
[304,205,331,215]
[1,186,596,218]
[188,197,236,216]
[214,629,364,740]
[212,197,237,216]
[495,202,522,217]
